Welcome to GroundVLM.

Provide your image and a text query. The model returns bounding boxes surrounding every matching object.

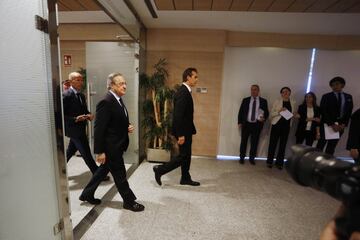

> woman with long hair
[295,92,321,146]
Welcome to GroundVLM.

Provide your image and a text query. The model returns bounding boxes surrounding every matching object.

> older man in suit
[63,72,99,174]
[153,67,200,186]
[238,84,269,165]
[316,77,353,155]
[79,73,144,212]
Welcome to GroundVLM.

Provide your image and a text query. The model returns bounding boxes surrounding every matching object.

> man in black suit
[347,108,360,165]
[79,73,144,212]
[237,84,269,165]
[63,72,99,174]
[316,77,353,155]
[153,68,200,186]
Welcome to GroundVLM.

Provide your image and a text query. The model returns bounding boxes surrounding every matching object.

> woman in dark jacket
[295,92,321,146]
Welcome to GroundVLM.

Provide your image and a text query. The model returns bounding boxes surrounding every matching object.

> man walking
[153,68,200,186]
[63,72,99,174]
[79,73,144,212]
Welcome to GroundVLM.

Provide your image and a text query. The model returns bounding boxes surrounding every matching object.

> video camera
[286,144,360,240]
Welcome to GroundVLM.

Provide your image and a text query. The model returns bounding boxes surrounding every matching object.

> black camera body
[286,145,360,240]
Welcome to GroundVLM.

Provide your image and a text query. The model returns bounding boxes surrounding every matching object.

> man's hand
[96,153,106,165]
[350,149,359,160]
[178,136,185,145]
[86,114,94,121]
[128,124,134,133]
[75,115,87,122]
[238,124,242,128]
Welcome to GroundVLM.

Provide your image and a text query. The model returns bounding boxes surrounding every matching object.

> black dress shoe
[180,179,200,186]
[79,195,101,205]
[249,159,256,165]
[267,163,273,168]
[239,159,244,164]
[153,165,162,186]
[123,201,145,212]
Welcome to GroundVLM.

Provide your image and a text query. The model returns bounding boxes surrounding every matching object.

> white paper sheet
[257,109,264,120]
[324,123,340,140]
[279,109,293,120]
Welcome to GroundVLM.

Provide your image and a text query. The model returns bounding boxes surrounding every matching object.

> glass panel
[86,42,139,164]
[0,0,62,239]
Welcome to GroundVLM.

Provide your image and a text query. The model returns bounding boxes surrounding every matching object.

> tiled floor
[67,155,131,228]
[77,157,339,240]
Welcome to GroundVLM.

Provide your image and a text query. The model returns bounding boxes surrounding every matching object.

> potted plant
[140,59,176,162]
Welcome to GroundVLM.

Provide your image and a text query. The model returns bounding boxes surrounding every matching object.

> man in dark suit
[237,84,269,165]
[347,108,360,165]
[79,73,144,212]
[316,76,353,155]
[63,72,99,174]
[153,68,200,186]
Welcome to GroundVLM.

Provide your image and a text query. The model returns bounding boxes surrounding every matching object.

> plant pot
[146,148,170,162]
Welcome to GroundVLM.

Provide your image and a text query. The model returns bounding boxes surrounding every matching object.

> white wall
[219,47,312,158]
[218,47,360,159]
[0,0,61,239]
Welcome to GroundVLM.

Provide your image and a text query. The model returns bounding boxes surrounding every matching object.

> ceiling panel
[154,0,175,10]
[230,0,254,11]
[58,0,86,11]
[193,0,212,10]
[326,0,359,12]
[306,0,339,12]
[268,0,296,12]
[78,0,101,10]
[278,0,316,12]
[58,2,71,11]
[174,0,193,10]
[346,2,360,12]
[212,0,233,10]
[248,0,275,11]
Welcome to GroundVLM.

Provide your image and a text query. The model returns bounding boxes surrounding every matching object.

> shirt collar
[109,90,121,101]
[70,86,79,94]
[183,83,192,93]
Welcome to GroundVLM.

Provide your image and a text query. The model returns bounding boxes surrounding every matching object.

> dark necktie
[76,93,83,105]
[119,98,127,117]
[251,97,256,121]
[337,92,343,117]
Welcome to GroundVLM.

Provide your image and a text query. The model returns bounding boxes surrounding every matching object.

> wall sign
[63,55,72,66]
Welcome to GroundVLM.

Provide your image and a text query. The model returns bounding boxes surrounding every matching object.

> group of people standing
[237,76,358,170]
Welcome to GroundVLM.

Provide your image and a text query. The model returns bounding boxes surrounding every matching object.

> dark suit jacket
[347,108,360,150]
[63,88,90,138]
[237,96,269,125]
[94,92,129,154]
[320,92,353,126]
[171,84,196,138]
[295,104,321,138]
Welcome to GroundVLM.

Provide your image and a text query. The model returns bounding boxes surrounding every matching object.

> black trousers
[240,122,262,160]
[81,150,136,204]
[267,122,290,166]
[296,130,315,147]
[157,135,192,181]
[316,125,343,155]
[66,134,98,174]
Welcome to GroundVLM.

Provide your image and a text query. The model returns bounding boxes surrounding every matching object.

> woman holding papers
[295,92,321,146]
[266,87,296,169]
